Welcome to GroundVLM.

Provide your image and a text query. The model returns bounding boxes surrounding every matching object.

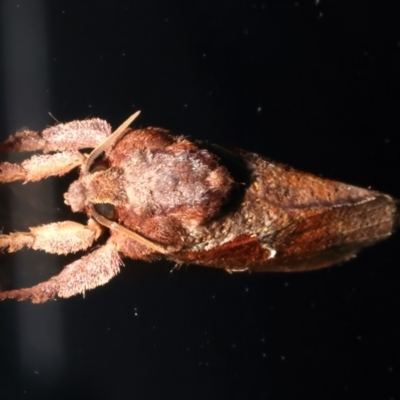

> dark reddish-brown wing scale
[103,129,397,272]
[171,146,398,272]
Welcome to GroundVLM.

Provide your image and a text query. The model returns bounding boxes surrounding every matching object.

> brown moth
[0,111,398,303]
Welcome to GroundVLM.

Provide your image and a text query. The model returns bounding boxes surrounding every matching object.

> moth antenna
[88,204,169,254]
[84,111,169,255]
[84,110,141,174]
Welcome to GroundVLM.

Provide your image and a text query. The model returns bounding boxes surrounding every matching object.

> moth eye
[94,203,117,220]
[90,160,109,173]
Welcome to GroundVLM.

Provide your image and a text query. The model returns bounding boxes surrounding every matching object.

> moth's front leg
[0,151,84,182]
[0,118,112,153]
[0,220,102,254]
[0,243,123,303]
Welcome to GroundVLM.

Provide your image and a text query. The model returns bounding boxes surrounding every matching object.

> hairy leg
[0,151,84,182]
[0,243,123,303]
[0,119,112,153]
[0,220,102,254]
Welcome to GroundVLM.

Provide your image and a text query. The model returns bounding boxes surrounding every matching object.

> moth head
[64,161,127,218]
[64,111,140,218]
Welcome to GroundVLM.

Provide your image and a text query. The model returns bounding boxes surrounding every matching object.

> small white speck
[244,287,249,292]
[262,353,267,358]
[315,0,320,5]
[318,12,323,18]
[202,53,206,58]
[269,248,276,258]
[281,355,286,361]
[34,370,40,375]
[257,106,262,113]
[184,104,188,108]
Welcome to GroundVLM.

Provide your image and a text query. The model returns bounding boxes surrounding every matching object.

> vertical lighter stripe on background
[1,0,65,383]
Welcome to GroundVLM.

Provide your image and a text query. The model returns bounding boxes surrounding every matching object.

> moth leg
[0,220,102,254]
[0,242,123,303]
[0,151,84,183]
[0,119,112,153]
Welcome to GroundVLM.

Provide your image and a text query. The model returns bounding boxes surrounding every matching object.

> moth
[0,111,398,302]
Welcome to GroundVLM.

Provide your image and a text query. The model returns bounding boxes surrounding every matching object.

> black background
[1,1,399,399]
